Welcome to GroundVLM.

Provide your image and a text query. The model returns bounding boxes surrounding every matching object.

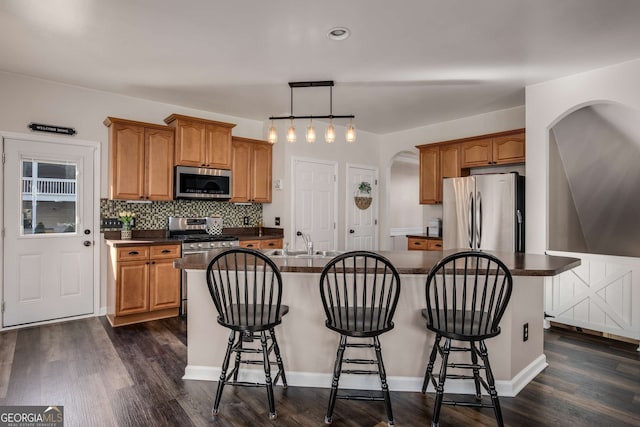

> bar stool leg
[260,331,277,420]
[270,328,288,388]
[373,336,394,426]
[232,333,243,382]
[422,334,441,393]
[325,334,347,424]
[479,340,504,427]
[470,341,482,400]
[213,330,236,415]
[432,338,451,427]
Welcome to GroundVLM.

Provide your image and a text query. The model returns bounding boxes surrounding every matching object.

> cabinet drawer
[408,237,429,251]
[261,238,283,249]
[240,240,261,249]
[117,246,150,261]
[427,239,443,250]
[150,244,181,260]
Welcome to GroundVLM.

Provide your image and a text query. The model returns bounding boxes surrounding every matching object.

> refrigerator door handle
[476,192,483,250]
[468,192,474,249]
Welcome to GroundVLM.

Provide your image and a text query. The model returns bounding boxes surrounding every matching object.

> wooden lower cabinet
[107,244,181,327]
[239,238,283,249]
[408,237,443,251]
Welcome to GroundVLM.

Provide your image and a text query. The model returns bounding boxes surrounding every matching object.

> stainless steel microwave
[174,166,232,200]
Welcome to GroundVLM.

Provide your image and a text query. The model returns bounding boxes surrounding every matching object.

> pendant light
[286,119,296,143]
[268,81,355,144]
[306,118,316,143]
[345,118,356,143]
[268,119,277,144]
[325,119,336,144]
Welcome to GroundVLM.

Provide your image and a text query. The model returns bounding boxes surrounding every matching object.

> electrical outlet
[523,323,529,342]
[243,216,249,225]
[275,217,280,226]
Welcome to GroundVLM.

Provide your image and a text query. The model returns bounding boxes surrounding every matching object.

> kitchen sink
[262,249,344,258]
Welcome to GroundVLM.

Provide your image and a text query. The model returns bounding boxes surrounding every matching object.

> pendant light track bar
[269,114,355,120]
[288,81,334,88]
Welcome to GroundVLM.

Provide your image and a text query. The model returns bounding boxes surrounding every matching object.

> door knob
[349,229,355,234]
[83,240,92,247]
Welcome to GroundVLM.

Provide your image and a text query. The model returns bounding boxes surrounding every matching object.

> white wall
[0,71,266,314]
[378,106,526,250]
[526,58,640,254]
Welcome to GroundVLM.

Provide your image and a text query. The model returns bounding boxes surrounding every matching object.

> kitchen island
[175,249,579,397]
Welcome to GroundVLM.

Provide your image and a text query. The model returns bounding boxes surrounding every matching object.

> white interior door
[346,164,378,251]
[292,158,337,252]
[3,136,97,327]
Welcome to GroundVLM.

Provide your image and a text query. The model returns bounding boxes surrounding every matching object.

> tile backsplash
[100,199,262,230]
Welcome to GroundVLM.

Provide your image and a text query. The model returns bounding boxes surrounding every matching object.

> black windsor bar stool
[421,251,513,427]
[319,251,401,426]
[205,248,288,420]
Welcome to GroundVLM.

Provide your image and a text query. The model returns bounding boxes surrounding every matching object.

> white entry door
[3,136,97,327]
[346,164,378,250]
[292,158,337,251]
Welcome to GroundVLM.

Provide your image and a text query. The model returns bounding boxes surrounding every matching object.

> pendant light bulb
[268,120,277,144]
[325,120,336,143]
[345,119,356,143]
[286,119,296,143]
[306,118,316,143]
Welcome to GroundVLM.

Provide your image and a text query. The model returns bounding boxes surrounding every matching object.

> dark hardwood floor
[0,316,638,426]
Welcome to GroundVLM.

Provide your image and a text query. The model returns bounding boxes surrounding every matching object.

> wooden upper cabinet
[251,142,272,203]
[461,137,493,168]
[145,127,175,200]
[105,117,174,201]
[493,132,525,165]
[230,137,272,203]
[461,129,525,167]
[419,145,440,204]
[164,114,235,169]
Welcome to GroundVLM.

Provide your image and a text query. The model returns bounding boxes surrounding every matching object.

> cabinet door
[145,128,174,201]
[439,143,461,202]
[175,120,206,166]
[461,138,493,167]
[116,261,149,316]
[251,143,272,203]
[493,132,525,165]
[149,259,180,311]
[110,122,145,200]
[205,124,232,169]
[419,146,439,204]
[230,140,251,202]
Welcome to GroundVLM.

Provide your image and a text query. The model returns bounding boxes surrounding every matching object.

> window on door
[21,160,77,235]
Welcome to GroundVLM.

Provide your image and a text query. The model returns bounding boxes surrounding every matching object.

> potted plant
[119,211,136,240]
[354,181,373,210]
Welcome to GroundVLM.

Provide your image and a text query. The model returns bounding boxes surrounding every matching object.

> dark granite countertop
[174,249,580,277]
[406,233,442,240]
[104,227,284,247]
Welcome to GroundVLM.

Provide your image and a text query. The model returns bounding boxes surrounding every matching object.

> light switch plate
[274,179,283,190]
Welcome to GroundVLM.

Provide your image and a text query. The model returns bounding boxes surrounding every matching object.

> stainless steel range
[168,216,239,315]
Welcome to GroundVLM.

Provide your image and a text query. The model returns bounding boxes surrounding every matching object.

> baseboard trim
[183,354,548,398]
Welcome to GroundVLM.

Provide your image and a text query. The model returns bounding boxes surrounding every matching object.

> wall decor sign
[28,122,77,135]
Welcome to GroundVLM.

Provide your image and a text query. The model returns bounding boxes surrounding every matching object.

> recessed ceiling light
[327,27,350,41]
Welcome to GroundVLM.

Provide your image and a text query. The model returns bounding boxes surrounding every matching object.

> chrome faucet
[297,231,313,255]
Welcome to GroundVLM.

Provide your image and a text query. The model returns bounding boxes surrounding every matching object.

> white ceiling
[2,0,640,135]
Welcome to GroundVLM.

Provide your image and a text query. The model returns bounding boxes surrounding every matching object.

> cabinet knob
[128,251,139,255]
[161,249,171,253]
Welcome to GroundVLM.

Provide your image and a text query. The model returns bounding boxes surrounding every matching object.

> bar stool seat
[206,248,288,420]
[319,251,401,426]
[420,251,513,427]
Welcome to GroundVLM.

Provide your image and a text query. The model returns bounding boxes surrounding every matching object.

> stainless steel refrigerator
[443,173,525,252]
